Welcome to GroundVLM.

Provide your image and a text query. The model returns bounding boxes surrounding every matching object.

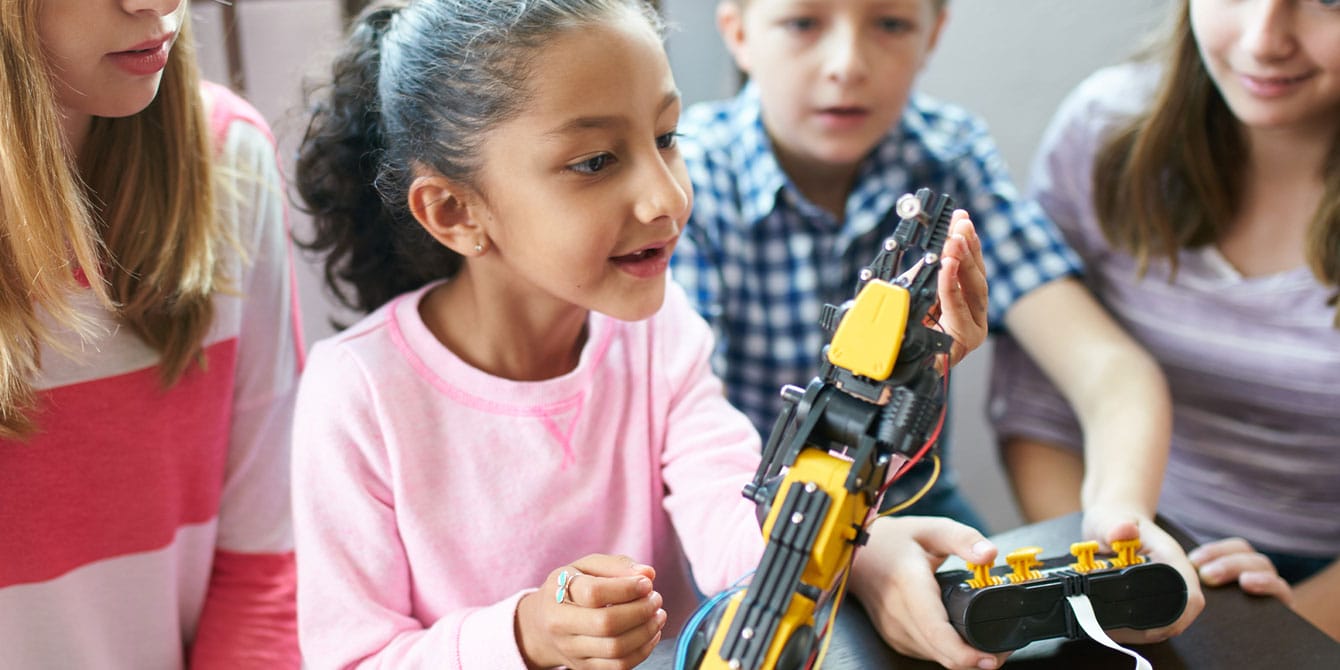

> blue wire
[674,572,754,670]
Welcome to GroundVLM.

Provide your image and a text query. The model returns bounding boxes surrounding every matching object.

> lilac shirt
[291,281,766,668]
[989,63,1340,558]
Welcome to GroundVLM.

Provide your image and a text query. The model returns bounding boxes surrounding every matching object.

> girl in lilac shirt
[992,0,1340,641]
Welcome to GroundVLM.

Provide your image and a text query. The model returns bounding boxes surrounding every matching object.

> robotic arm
[683,189,959,670]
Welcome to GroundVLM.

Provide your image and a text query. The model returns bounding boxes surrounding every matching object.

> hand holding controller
[936,537,1188,653]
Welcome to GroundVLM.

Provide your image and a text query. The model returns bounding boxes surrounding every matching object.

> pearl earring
[474,242,484,253]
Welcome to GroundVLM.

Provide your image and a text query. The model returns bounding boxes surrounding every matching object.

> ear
[407,172,489,257]
[924,6,949,57]
[716,1,752,74]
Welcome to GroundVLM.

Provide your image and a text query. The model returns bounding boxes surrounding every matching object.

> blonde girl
[0,1,303,666]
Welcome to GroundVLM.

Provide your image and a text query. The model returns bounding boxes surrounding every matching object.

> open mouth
[610,241,673,279]
[612,247,664,263]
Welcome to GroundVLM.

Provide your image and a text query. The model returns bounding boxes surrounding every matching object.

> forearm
[1293,559,1340,641]
[1004,278,1172,518]
[1072,341,1170,518]
[1000,438,1083,523]
[191,551,299,669]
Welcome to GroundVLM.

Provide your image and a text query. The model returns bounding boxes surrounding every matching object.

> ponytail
[295,3,456,316]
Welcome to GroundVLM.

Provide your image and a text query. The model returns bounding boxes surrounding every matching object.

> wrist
[848,519,900,601]
[515,591,557,669]
[1080,477,1158,521]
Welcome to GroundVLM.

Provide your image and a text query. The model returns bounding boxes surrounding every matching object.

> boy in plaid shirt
[670,0,1203,654]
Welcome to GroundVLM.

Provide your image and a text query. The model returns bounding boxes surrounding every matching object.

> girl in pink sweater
[292,1,993,668]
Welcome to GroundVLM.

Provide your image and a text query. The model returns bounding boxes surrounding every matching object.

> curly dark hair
[294,0,665,317]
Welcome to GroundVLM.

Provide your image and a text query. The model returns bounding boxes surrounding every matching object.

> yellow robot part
[701,449,871,670]
[701,587,818,670]
[759,449,868,589]
[826,279,910,381]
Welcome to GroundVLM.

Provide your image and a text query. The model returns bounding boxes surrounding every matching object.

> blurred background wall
[190,0,1168,534]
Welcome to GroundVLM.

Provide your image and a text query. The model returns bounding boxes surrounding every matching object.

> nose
[821,20,868,85]
[634,154,692,229]
[1241,0,1297,62]
[121,0,183,17]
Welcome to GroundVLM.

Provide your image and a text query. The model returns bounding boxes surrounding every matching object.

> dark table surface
[643,512,1340,669]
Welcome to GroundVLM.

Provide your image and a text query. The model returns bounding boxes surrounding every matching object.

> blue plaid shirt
[671,85,1081,520]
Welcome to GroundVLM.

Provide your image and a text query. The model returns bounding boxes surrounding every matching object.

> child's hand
[849,516,1008,670]
[936,210,989,370]
[516,554,665,669]
[1189,537,1294,603]
[1082,510,1205,644]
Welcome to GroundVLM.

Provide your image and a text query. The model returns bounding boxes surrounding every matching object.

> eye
[877,17,914,33]
[568,153,614,175]
[781,17,819,33]
[656,131,681,150]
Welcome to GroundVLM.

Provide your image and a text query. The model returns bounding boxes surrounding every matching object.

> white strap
[1065,594,1154,670]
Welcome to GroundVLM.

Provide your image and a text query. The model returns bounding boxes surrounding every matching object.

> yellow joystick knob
[1069,540,1109,573]
[1110,538,1145,567]
[1005,546,1044,584]
[965,561,1003,589]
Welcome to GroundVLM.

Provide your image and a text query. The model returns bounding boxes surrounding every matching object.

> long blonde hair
[1092,2,1340,325]
[0,3,221,438]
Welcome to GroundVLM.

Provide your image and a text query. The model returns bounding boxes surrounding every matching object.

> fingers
[898,515,997,566]
[564,555,656,608]
[854,518,1004,669]
[535,556,667,670]
[572,554,656,581]
[889,609,1006,670]
[947,211,987,319]
[1188,539,1294,604]
[1236,570,1294,601]
[936,210,989,368]
[1080,508,1142,550]
[1079,522,1203,643]
[562,596,667,668]
[1189,537,1273,588]
[1187,537,1256,564]
[559,570,654,609]
[897,576,1006,670]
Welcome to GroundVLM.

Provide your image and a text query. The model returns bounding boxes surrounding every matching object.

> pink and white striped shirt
[0,83,304,669]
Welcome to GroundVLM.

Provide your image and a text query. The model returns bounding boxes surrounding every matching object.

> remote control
[936,539,1187,653]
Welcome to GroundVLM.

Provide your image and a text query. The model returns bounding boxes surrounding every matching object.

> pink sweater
[292,281,767,668]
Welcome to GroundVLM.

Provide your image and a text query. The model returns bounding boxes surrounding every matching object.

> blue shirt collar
[725,84,968,232]
[724,84,791,227]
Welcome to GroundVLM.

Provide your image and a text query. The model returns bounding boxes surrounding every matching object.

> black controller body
[936,555,1187,653]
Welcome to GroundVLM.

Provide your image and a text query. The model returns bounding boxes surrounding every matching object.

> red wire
[876,354,950,500]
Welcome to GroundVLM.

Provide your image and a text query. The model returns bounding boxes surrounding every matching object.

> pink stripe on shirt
[0,338,236,587]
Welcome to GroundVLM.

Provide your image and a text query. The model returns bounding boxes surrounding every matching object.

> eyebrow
[543,90,681,137]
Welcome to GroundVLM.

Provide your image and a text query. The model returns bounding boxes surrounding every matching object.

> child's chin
[602,287,666,323]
